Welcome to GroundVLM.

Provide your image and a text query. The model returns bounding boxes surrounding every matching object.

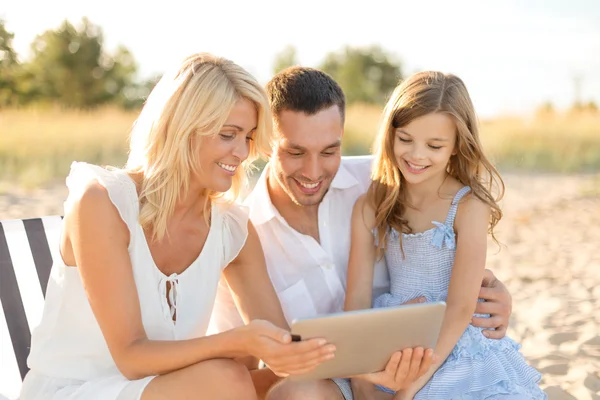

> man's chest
[257,190,360,288]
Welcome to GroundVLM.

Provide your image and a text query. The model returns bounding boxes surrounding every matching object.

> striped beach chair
[0,216,63,400]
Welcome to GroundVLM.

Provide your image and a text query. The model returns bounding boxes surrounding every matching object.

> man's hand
[472,269,513,339]
[352,347,434,392]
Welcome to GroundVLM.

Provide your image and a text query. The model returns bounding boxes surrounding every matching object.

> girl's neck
[404,172,449,207]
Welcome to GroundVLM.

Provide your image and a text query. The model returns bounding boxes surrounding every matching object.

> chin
[292,189,327,207]
[210,180,233,194]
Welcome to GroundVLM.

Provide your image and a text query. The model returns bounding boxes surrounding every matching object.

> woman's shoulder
[66,162,134,196]
[212,200,251,266]
[213,199,250,227]
[64,162,139,231]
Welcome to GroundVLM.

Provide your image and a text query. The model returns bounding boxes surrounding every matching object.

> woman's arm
[223,220,336,377]
[67,182,322,381]
[223,221,289,329]
[399,195,491,398]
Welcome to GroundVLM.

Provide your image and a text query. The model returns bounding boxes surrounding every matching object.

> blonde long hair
[369,71,504,252]
[125,53,271,241]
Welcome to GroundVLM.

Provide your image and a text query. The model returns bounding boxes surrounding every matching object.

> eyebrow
[222,124,257,132]
[285,139,342,151]
[395,129,449,142]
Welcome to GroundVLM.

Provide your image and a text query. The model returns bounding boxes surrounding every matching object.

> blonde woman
[20,53,334,400]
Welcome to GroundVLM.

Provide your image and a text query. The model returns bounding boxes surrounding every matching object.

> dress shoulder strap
[444,186,472,227]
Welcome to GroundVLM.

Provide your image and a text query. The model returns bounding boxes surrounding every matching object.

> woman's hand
[238,319,335,377]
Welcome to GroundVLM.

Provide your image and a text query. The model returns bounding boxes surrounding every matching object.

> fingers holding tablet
[242,320,336,377]
[355,346,433,391]
[288,302,446,381]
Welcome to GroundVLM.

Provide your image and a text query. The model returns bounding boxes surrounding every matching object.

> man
[209,67,512,399]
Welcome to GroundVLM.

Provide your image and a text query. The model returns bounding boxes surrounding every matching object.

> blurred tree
[535,101,555,119]
[272,45,299,74]
[0,19,20,107]
[26,18,138,108]
[319,45,402,105]
[119,73,162,109]
[585,101,598,114]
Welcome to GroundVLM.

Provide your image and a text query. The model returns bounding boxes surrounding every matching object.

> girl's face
[393,112,457,185]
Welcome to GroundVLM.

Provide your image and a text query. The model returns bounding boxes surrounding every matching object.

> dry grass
[0,107,136,188]
[343,104,600,173]
[480,113,600,173]
[1,105,599,189]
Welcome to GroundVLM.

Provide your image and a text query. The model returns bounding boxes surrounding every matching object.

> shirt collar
[246,159,361,226]
[245,164,280,226]
[330,159,360,190]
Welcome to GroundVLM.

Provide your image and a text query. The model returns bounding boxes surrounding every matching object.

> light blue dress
[374,186,546,399]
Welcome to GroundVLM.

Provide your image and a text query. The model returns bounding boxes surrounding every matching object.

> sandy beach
[1,173,599,399]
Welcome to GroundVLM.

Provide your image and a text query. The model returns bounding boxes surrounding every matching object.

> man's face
[270,105,343,207]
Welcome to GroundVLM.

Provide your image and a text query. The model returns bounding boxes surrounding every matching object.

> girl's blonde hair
[125,52,272,241]
[369,71,504,252]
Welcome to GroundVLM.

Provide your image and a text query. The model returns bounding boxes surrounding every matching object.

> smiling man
[209,67,513,400]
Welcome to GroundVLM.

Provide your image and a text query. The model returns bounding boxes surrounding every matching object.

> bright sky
[2,0,599,117]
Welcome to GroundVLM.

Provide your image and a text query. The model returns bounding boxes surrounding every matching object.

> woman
[20,53,335,400]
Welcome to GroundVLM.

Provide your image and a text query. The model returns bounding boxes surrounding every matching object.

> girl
[345,71,546,399]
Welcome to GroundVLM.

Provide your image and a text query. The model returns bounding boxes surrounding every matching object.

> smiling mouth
[217,162,237,173]
[294,179,322,194]
[404,160,430,173]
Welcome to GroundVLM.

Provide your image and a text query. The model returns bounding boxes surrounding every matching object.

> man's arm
[472,269,513,339]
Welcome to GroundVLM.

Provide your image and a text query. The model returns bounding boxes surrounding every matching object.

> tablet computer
[289,301,446,381]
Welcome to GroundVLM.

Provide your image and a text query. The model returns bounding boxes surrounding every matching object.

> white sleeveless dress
[19,162,250,400]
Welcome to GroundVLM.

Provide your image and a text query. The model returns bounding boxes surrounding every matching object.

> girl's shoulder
[454,191,491,233]
[352,192,377,231]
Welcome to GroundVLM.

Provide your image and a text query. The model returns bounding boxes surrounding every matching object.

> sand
[1,173,599,399]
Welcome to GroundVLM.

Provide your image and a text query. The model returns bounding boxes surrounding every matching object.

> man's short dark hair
[266,66,346,123]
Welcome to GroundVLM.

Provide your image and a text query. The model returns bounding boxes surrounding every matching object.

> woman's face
[195,97,258,193]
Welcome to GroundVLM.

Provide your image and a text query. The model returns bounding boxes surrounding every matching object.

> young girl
[345,71,546,399]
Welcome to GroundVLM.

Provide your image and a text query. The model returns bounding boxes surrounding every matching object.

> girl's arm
[399,195,491,398]
[344,193,377,312]
[346,195,434,398]
[67,182,329,381]
[345,194,380,398]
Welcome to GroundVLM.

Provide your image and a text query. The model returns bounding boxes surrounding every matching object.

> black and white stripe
[0,216,63,400]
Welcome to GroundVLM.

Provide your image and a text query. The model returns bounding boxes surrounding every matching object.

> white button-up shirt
[208,156,390,333]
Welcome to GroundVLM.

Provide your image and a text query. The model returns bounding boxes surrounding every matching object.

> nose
[301,154,322,181]
[232,136,250,161]
[410,143,427,161]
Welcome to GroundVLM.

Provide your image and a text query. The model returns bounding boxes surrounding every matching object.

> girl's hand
[238,320,335,377]
[352,347,434,391]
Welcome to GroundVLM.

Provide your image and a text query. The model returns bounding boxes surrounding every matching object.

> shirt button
[322,263,334,270]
